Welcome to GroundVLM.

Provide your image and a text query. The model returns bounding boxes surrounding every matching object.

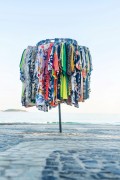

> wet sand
[0,124,120,179]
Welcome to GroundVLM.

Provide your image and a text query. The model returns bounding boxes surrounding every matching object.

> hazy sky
[0,0,120,114]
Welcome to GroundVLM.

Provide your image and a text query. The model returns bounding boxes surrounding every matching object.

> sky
[0,0,120,114]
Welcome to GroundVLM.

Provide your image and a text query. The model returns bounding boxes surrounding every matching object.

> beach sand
[0,124,120,179]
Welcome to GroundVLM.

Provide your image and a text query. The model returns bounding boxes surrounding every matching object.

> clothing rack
[20,38,93,133]
[37,38,78,46]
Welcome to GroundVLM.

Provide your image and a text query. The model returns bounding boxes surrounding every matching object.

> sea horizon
[0,112,120,125]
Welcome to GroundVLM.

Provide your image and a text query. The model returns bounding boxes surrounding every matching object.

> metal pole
[58,103,62,133]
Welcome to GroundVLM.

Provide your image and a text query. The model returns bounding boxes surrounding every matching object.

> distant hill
[3,109,27,112]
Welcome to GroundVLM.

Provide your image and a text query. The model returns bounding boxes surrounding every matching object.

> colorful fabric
[19,38,93,112]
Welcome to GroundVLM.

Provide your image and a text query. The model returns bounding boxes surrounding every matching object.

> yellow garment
[68,77,71,96]
[60,74,68,99]
[63,75,68,99]
[71,45,74,72]
[60,74,63,98]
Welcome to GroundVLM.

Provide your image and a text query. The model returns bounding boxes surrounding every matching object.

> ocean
[0,112,120,124]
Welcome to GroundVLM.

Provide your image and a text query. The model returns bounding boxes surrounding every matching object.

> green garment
[63,43,67,74]
[60,43,68,99]
[19,49,26,70]
[61,43,67,75]
[19,49,26,98]
[60,74,68,99]
[61,43,64,69]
